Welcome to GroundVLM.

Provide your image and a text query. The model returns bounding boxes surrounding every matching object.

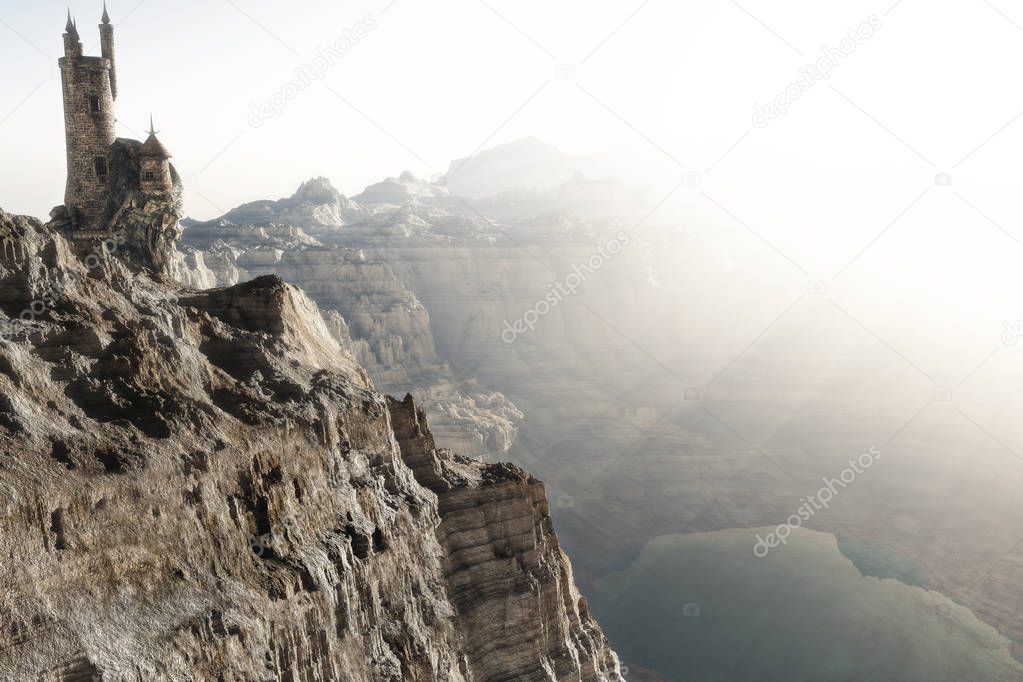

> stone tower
[139,117,173,193]
[59,6,117,231]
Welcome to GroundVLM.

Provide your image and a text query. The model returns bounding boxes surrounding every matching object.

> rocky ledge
[388,394,620,681]
[0,208,621,681]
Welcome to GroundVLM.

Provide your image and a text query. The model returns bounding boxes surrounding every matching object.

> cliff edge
[0,208,621,681]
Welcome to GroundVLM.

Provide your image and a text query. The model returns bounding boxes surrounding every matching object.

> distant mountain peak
[353,171,450,207]
[293,176,344,205]
[444,137,574,198]
[209,177,356,232]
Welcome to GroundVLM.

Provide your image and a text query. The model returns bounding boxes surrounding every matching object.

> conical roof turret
[140,116,172,158]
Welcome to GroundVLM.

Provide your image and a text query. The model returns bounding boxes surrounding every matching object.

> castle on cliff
[58,3,174,238]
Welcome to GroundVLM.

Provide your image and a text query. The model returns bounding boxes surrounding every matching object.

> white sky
[5,0,1023,537]
[3,0,1023,286]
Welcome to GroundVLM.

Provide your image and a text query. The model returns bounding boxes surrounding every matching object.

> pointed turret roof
[140,117,172,158]
[102,2,111,24]
[65,10,79,38]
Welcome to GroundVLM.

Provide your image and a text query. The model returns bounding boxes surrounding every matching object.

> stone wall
[99,23,117,100]
[140,157,171,193]
[59,53,115,230]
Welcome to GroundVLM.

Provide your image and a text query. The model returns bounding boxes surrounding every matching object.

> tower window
[143,170,156,182]
[89,95,101,113]
[94,157,108,178]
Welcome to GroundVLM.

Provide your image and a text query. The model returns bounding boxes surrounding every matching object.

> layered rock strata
[388,394,621,681]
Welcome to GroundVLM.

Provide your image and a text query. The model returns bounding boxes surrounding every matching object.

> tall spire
[65,9,78,37]
[140,115,172,161]
[99,2,117,100]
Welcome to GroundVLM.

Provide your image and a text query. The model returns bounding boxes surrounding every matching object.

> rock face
[221,177,360,232]
[388,395,621,681]
[103,138,184,273]
[0,208,622,681]
[177,216,523,459]
[170,163,723,680]
[386,394,617,682]
[48,138,185,274]
[170,139,1023,676]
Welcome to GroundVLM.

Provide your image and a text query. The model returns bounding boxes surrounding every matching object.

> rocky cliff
[388,395,620,681]
[177,212,523,460]
[170,139,1023,676]
[0,208,622,681]
[49,139,185,275]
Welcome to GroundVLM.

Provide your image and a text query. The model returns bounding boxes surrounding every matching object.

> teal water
[837,539,930,589]
[593,528,1023,682]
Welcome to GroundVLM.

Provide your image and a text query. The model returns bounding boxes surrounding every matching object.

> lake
[592,527,1023,681]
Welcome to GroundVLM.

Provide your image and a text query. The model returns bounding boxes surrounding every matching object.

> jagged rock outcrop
[177,217,523,458]
[0,207,621,681]
[220,177,360,231]
[354,171,451,206]
[388,394,621,681]
[47,139,184,275]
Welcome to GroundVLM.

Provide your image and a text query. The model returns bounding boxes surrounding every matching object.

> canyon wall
[0,208,621,681]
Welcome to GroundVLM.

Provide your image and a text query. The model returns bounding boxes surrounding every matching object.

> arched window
[94,157,108,178]
[89,95,101,113]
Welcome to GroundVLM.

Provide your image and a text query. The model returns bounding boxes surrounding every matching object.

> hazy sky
[4,0,1023,282]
